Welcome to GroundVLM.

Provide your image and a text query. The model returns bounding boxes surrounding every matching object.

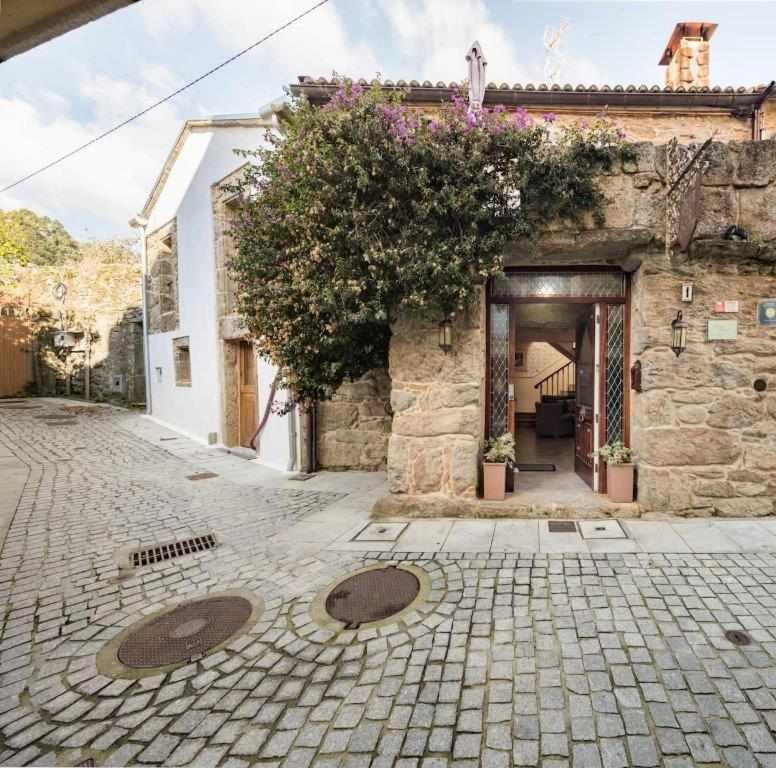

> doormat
[516,464,556,472]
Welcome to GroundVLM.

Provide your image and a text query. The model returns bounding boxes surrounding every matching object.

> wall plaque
[707,319,738,341]
[757,300,776,326]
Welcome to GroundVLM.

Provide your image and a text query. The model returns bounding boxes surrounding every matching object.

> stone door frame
[486,266,632,494]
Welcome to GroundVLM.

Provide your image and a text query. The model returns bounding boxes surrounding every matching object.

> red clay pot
[483,463,507,501]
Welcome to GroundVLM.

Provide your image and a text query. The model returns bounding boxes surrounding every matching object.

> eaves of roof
[290,76,776,111]
[140,115,271,221]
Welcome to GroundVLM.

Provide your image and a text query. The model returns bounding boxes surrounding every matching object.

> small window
[173,337,191,387]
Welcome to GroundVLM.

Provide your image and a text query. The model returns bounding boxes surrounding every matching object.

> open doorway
[512,303,592,499]
[487,269,629,502]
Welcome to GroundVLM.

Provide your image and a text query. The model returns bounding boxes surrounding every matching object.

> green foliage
[483,432,516,464]
[228,83,629,406]
[596,440,633,465]
[0,209,79,266]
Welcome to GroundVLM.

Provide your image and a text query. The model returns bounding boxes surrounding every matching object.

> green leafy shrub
[483,432,516,464]
[228,82,629,407]
[596,440,633,465]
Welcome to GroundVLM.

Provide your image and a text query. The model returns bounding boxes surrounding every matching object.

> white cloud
[141,0,379,80]
[0,72,185,238]
[377,0,530,84]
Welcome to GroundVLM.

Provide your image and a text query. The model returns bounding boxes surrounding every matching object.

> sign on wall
[757,300,776,326]
[707,319,738,341]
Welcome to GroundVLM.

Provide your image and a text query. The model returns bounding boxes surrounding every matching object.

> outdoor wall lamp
[671,310,688,357]
[438,317,454,353]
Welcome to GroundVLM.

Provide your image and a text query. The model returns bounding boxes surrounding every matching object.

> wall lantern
[671,311,688,357]
[438,317,453,353]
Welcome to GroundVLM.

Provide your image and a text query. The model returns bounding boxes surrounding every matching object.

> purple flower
[512,107,533,130]
[542,112,556,123]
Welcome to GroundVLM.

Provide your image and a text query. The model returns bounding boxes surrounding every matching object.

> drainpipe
[129,214,152,415]
[751,80,775,141]
[299,405,316,474]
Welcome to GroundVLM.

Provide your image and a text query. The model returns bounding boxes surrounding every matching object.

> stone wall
[146,219,178,335]
[383,138,776,516]
[632,245,776,517]
[0,256,145,404]
[525,109,755,144]
[387,301,485,496]
[316,370,392,470]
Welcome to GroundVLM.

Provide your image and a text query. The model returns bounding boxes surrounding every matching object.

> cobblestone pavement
[4,404,776,767]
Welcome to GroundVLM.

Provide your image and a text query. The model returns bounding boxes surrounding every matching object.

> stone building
[0,255,145,403]
[291,22,776,517]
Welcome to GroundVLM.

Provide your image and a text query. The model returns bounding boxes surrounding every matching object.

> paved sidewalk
[324,517,776,556]
[3,400,776,768]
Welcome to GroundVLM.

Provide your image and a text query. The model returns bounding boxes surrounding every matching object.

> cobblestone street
[5,402,776,768]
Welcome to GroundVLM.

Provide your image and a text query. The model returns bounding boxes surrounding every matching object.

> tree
[228,83,629,407]
[0,209,79,266]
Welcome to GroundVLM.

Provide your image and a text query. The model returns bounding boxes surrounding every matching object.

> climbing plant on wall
[228,82,629,407]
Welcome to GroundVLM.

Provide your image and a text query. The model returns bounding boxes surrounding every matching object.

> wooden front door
[574,308,597,488]
[238,342,257,448]
[0,315,34,397]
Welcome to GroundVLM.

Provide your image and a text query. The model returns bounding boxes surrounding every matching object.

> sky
[1,0,775,241]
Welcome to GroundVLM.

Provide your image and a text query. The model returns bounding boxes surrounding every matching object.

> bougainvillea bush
[228,82,628,407]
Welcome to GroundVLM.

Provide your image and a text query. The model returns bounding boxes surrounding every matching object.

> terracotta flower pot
[607,463,635,503]
[483,462,507,501]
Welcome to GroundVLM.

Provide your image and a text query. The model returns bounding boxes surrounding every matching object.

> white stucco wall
[144,122,278,449]
[256,358,295,471]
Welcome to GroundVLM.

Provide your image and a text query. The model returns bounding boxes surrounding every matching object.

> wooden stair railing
[535,360,576,399]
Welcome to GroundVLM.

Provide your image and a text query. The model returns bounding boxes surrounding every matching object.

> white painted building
[132,112,300,472]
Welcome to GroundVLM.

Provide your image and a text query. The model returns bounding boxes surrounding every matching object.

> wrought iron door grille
[489,304,510,437]
[130,534,217,567]
[605,304,625,443]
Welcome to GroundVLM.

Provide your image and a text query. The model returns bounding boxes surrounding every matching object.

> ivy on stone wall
[228,82,629,407]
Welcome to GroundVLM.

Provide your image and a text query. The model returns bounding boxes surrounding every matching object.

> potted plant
[483,433,516,501]
[596,440,635,503]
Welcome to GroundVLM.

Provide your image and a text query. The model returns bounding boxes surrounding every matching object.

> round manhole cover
[325,567,420,627]
[725,629,752,646]
[117,596,253,668]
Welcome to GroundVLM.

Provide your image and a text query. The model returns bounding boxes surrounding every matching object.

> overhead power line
[0,0,330,194]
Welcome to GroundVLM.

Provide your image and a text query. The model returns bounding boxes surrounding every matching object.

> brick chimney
[659,22,717,89]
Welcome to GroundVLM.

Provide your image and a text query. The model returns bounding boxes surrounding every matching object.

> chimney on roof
[659,22,717,89]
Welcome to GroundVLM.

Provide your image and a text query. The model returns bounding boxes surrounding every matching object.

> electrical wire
[0,0,330,194]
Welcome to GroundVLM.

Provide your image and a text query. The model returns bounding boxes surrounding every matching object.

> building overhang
[290,77,775,113]
[0,0,140,62]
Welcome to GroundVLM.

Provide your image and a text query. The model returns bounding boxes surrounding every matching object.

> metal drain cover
[548,521,577,533]
[325,567,419,627]
[117,596,253,668]
[725,629,752,646]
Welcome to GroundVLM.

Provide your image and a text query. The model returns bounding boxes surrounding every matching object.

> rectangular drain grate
[548,521,577,533]
[131,534,217,567]
[186,471,219,481]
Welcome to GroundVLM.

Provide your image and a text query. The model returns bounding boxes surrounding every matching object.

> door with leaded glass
[487,270,629,496]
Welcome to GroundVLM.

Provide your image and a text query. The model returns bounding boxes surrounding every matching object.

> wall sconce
[671,310,688,357]
[438,317,453,353]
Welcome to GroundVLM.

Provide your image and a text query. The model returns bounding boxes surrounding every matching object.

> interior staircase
[535,359,576,400]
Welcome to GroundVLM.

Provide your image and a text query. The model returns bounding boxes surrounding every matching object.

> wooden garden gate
[0,315,34,397]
